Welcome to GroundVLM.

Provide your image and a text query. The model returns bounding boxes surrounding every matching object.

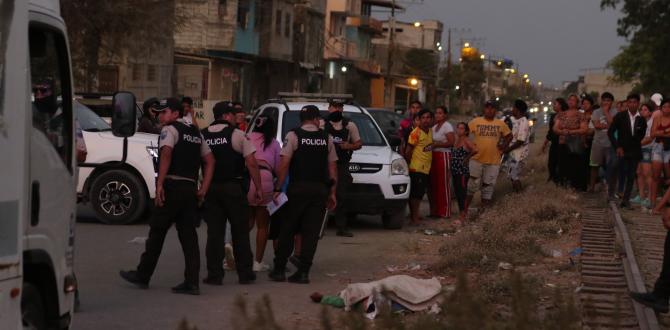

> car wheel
[89,169,147,225]
[382,210,405,229]
[22,283,46,330]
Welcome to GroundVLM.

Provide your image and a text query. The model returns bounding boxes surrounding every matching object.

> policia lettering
[121,98,215,295]
[269,105,338,284]
[201,107,262,285]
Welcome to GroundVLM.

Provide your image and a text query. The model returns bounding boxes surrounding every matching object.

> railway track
[578,197,661,329]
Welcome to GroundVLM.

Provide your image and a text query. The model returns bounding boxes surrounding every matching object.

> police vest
[325,118,353,165]
[289,128,329,184]
[201,121,245,182]
[162,121,202,181]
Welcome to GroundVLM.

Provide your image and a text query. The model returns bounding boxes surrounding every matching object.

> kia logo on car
[349,164,361,172]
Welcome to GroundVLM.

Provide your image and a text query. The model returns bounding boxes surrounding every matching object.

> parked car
[76,93,143,125]
[250,95,410,229]
[76,101,158,224]
[366,108,404,147]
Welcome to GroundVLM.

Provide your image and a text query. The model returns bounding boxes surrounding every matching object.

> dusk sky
[375,0,627,87]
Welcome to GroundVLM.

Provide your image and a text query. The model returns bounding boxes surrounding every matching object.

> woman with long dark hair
[247,115,281,272]
[429,106,455,218]
[543,98,568,184]
[451,122,477,223]
[553,94,589,191]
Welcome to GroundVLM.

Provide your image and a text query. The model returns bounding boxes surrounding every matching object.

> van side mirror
[111,91,137,138]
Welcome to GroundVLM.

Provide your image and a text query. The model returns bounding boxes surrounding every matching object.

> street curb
[609,201,661,330]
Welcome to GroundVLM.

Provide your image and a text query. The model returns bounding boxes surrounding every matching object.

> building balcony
[325,35,358,60]
[346,16,383,35]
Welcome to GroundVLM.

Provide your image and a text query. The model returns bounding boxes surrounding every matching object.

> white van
[251,94,410,229]
[1,1,82,328]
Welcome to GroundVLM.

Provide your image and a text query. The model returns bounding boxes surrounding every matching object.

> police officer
[269,105,338,284]
[324,100,362,237]
[201,101,263,285]
[120,98,215,295]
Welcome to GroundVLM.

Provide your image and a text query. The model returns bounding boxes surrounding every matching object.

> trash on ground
[546,283,557,288]
[428,303,442,314]
[408,263,421,271]
[338,275,443,318]
[569,247,583,256]
[557,228,564,235]
[423,229,436,235]
[127,237,147,244]
[574,285,583,293]
[551,250,562,258]
[498,262,514,270]
[553,270,560,274]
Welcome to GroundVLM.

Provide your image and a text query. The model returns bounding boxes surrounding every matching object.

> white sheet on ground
[338,275,443,312]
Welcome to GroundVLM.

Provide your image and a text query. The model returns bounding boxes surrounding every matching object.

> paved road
[74,204,409,329]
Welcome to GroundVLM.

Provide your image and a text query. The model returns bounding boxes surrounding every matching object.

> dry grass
[439,126,584,272]
[438,181,582,271]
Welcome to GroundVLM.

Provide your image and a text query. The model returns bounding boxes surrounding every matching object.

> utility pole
[446,28,452,112]
[384,0,396,110]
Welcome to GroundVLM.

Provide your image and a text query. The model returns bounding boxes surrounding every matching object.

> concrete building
[371,19,443,110]
[323,0,398,106]
[578,68,637,101]
[173,0,248,114]
[293,0,327,93]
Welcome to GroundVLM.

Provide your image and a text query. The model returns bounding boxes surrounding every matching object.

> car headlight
[391,158,408,176]
[146,146,159,158]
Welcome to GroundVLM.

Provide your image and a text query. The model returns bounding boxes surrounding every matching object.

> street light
[341,65,348,73]
[510,69,516,74]
[464,42,470,48]
[523,73,529,79]
[414,22,421,27]
[455,85,460,90]
[525,78,530,83]
[410,78,419,86]
[480,54,486,60]
[538,81,543,86]
[436,42,441,47]
[438,46,443,51]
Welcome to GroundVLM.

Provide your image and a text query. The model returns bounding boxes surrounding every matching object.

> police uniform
[123,109,211,293]
[270,106,338,283]
[324,116,361,236]
[201,108,257,284]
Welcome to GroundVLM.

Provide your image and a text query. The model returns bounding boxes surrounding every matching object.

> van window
[281,111,386,147]
[29,25,73,171]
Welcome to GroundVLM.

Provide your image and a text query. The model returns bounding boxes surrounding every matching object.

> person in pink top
[247,115,281,272]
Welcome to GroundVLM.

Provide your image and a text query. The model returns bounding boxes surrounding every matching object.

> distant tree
[601,0,670,94]
[401,48,437,79]
[61,0,182,91]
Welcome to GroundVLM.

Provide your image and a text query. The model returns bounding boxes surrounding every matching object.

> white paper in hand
[266,193,288,215]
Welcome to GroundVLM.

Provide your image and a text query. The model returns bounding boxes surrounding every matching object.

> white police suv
[76,101,158,224]
[250,94,410,229]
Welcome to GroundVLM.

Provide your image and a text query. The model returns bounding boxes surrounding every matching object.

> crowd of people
[400,99,530,225]
[120,98,360,294]
[544,92,670,212]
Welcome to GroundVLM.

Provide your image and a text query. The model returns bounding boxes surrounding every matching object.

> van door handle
[31,181,40,226]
